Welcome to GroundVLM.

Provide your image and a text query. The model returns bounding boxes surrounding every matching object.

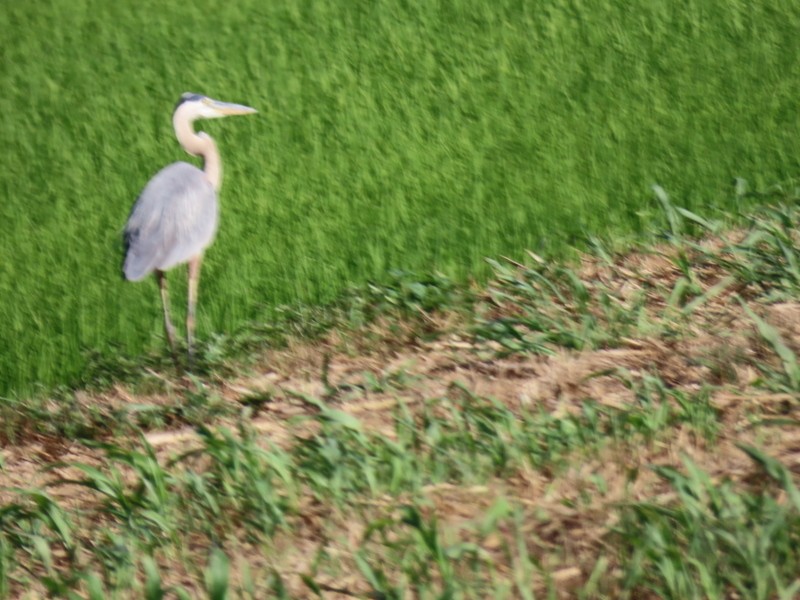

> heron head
[174,93,258,121]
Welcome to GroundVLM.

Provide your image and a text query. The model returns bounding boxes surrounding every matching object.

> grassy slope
[1,199,800,597]
[1,0,800,395]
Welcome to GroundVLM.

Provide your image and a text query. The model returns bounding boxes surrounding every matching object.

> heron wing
[123,162,218,281]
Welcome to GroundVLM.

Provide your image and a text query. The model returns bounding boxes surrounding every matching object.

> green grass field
[2,0,799,395]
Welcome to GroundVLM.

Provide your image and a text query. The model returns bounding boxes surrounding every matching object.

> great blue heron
[123,93,257,361]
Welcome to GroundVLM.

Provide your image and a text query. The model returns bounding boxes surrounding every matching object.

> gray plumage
[123,93,257,362]
[123,162,217,281]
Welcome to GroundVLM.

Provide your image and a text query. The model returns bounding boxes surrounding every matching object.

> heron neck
[173,115,222,191]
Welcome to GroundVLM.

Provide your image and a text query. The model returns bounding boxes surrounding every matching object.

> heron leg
[187,255,203,364]
[156,270,179,363]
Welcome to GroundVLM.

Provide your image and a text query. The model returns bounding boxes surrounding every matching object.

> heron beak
[209,99,258,116]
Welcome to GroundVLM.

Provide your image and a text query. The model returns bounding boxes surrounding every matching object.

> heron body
[124,162,217,280]
[123,93,256,362]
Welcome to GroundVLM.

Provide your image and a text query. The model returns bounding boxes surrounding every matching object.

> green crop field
[1,0,799,396]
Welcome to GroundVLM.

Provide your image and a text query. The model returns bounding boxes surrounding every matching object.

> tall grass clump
[618,449,800,600]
